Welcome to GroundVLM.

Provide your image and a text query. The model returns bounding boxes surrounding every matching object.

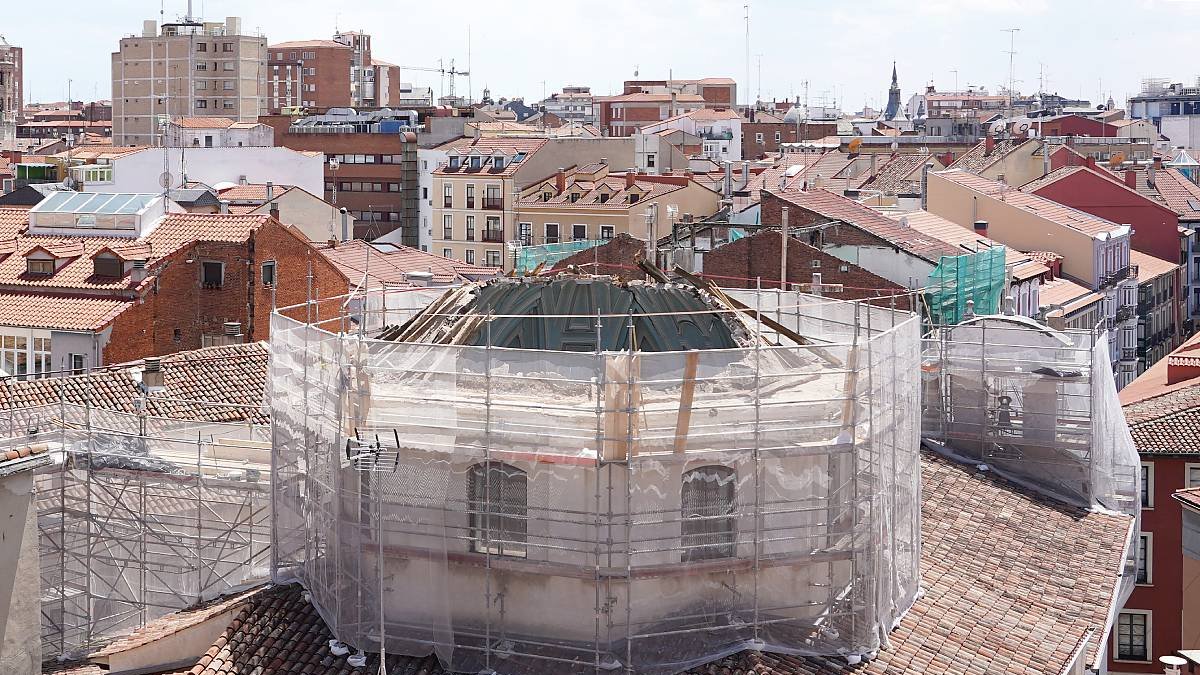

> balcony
[700,130,733,141]
[482,197,503,211]
[482,229,505,243]
[1122,348,1137,361]
[1099,265,1134,288]
[1115,306,1135,324]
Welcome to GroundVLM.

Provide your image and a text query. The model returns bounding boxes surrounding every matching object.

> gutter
[1088,516,1138,672]
[0,451,54,478]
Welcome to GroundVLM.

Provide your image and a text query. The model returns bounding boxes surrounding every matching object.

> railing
[1100,265,1135,288]
[482,197,503,211]
[287,124,423,135]
[700,130,734,141]
[1122,348,1137,361]
[1115,306,1135,324]
[482,229,505,243]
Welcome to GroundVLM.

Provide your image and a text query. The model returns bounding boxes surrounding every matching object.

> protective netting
[919,317,1140,611]
[270,288,923,674]
[923,247,1008,325]
[0,404,271,658]
[514,239,606,274]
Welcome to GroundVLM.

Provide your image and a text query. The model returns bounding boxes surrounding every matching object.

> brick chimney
[626,170,637,189]
[269,202,280,220]
[555,168,566,194]
[1084,157,1097,170]
[985,135,995,155]
[1125,170,1137,189]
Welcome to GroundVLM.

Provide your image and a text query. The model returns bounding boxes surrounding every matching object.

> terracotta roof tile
[217,184,295,203]
[0,292,131,331]
[1131,249,1178,282]
[936,170,1124,237]
[773,188,961,262]
[269,39,351,49]
[0,442,49,468]
[1173,486,1200,511]
[169,117,237,129]
[320,239,499,286]
[90,587,262,658]
[1151,168,1200,220]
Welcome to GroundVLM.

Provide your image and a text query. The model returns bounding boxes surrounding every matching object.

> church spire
[891,61,899,90]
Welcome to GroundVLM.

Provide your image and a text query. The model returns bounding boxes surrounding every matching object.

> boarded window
[93,256,122,278]
[468,461,527,557]
[681,465,736,562]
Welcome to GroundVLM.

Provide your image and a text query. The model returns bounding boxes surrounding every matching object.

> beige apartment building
[432,136,636,269]
[515,163,720,249]
[112,15,267,146]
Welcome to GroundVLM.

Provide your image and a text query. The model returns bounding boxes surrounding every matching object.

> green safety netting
[924,246,1008,324]
[514,239,606,274]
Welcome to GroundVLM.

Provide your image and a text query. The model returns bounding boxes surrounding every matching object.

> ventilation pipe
[265,181,274,203]
[740,160,751,190]
[340,207,350,241]
[141,357,164,392]
[218,200,230,214]
[723,161,733,199]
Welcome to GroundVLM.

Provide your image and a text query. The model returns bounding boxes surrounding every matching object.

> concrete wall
[1162,116,1200,148]
[247,188,353,242]
[110,147,324,196]
[0,470,41,675]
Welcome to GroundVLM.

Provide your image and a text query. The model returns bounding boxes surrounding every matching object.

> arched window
[468,461,528,557]
[681,465,736,562]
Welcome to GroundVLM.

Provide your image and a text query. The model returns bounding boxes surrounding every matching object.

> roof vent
[141,357,164,392]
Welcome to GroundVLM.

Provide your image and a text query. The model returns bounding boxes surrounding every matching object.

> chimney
[985,135,995,155]
[266,181,274,202]
[555,168,567,194]
[740,160,751,189]
[340,207,350,241]
[218,200,230,214]
[1045,308,1066,331]
[723,161,733,199]
[920,162,933,210]
[1084,156,1097,170]
[141,357,164,392]
[869,153,878,178]
[1125,170,1137,189]
[973,220,988,236]
[600,157,608,166]
[1148,160,1158,186]
[269,202,280,221]
[670,92,677,118]
[130,259,148,284]
[220,322,243,346]
[626,169,637,189]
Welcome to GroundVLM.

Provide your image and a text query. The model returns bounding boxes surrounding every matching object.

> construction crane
[400,59,471,103]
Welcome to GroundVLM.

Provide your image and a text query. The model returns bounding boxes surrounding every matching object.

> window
[261,261,276,286]
[1115,611,1150,661]
[466,215,475,241]
[442,248,453,258]
[775,131,781,143]
[197,43,207,52]
[1187,463,1200,488]
[443,183,453,208]
[443,215,454,240]
[196,100,208,109]
[1136,533,1152,585]
[465,249,475,264]
[223,80,235,91]
[201,261,224,288]
[26,258,53,275]
[70,353,85,376]
[223,62,235,71]
[222,42,234,52]
[755,132,764,144]
[204,135,214,147]
[646,154,656,168]
[681,465,736,562]
[545,223,560,244]
[388,183,400,192]
[600,225,614,240]
[467,461,527,557]
[466,184,475,209]
[573,224,587,241]
[486,250,501,267]
[93,255,122,278]
[1,335,28,377]
[32,337,51,377]
[172,329,182,343]
[518,222,532,246]
[1141,462,1153,508]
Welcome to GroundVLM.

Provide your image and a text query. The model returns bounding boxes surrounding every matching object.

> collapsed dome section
[270,277,923,674]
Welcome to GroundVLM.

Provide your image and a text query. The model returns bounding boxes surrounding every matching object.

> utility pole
[744,3,750,109]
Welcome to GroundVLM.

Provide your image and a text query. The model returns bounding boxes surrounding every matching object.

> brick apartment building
[260,114,420,244]
[622,78,737,106]
[741,110,838,160]
[0,196,346,375]
[268,40,352,113]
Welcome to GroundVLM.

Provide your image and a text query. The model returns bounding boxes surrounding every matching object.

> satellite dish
[1109,152,1126,168]
[848,138,863,153]
[158,171,173,189]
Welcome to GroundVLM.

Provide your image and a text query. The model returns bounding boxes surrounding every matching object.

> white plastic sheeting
[270,289,923,674]
[0,404,271,658]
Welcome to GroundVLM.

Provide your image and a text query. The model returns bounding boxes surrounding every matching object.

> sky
[6,0,1200,112]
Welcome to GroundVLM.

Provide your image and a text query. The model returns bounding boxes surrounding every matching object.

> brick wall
[742,121,837,160]
[759,192,890,250]
[702,229,912,308]
[550,233,648,280]
[103,220,347,363]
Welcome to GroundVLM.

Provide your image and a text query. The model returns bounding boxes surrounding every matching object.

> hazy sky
[6,0,1200,111]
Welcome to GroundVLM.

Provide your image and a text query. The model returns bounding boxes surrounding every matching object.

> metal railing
[481,229,505,243]
[482,197,503,211]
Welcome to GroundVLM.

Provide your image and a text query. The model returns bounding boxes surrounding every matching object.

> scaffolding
[0,392,272,658]
[270,280,923,674]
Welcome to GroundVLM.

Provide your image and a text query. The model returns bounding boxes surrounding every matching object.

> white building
[640,108,743,162]
[540,86,595,125]
[69,146,324,197]
[165,116,274,148]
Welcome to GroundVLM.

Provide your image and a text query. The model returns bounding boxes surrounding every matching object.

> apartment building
[640,109,742,162]
[622,78,737,107]
[514,163,719,250]
[928,169,1141,387]
[267,40,351,113]
[0,37,22,144]
[111,15,267,146]
[541,86,595,125]
[260,112,420,243]
[596,93,705,138]
[431,136,635,268]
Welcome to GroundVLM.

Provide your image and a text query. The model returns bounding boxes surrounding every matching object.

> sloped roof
[216,183,295,203]
[947,137,1032,174]
[319,239,499,286]
[0,292,131,331]
[893,210,1048,277]
[1123,380,1200,455]
[518,174,691,210]
[855,153,932,195]
[0,342,269,425]
[269,39,350,49]
[170,117,238,129]
[772,188,961,262]
[1152,168,1200,220]
[1131,249,1178,282]
[1038,277,1102,313]
[113,450,1129,675]
[936,170,1125,237]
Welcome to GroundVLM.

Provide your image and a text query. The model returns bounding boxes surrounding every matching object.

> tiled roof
[773,188,961,262]
[434,137,548,177]
[0,342,269,425]
[148,451,1129,675]
[90,587,262,658]
[319,239,499,286]
[0,211,271,293]
[936,170,1125,237]
[893,210,1044,271]
[1122,331,1200,405]
[1174,486,1200,511]
[1151,168,1200,220]
[1038,277,1101,312]
[855,153,931,195]
[518,174,690,210]
[602,92,706,104]
[1131,249,1178,282]
[0,442,49,469]
[947,138,1032,174]
[170,117,237,129]
[217,183,295,202]
[1123,382,1200,454]
[269,39,350,49]
[0,292,131,331]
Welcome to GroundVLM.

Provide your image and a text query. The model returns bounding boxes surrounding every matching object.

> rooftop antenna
[756,53,762,104]
[467,24,472,104]
[951,69,958,93]
[1002,28,1020,120]
[744,2,750,108]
